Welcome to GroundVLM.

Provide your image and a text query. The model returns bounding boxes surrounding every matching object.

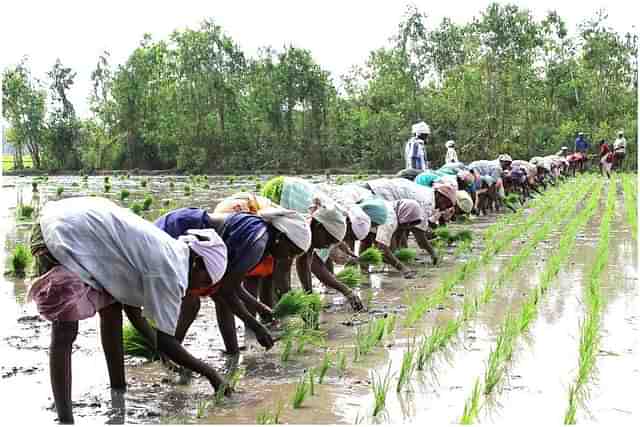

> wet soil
[1,174,637,424]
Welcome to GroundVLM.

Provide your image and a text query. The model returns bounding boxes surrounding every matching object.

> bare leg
[172,296,201,344]
[50,320,78,424]
[214,298,239,354]
[99,302,126,390]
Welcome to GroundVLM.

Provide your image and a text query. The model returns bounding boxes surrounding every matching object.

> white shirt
[445,147,459,164]
[40,197,190,335]
[366,178,435,230]
[614,137,626,151]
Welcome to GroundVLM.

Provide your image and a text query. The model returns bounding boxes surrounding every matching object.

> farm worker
[28,197,229,424]
[612,131,626,169]
[575,132,589,154]
[395,168,423,181]
[445,140,459,163]
[598,140,611,175]
[468,159,506,201]
[358,199,427,278]
[216,189,367,311]
[455,190,474,216]
[404,121,430,170]
[155,207,310,354]
[600,150,615,178]
[260,177,367,310]
[415,169,446,187]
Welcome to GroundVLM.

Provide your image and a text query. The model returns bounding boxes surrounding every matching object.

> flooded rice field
[1,173,637,424]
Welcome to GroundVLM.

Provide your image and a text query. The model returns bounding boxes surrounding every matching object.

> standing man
[613,130,627,170]
[404,121,431,170]
[575,132,589,154]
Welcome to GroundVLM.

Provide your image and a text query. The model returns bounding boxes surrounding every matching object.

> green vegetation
[371,364,392,417]
[256,401,284,424]
[359,247,383,266]
[130,202,143,216]
[273,290,322,328]
[393,248,417,263]
[335,266,362,287]
[184,184,191,195]
[122,322,158,360]
[56,186,64,196]
[291,374,310,409]
[31,181,38,193]
[261,177,285,204]
[140,179,148,188]
[104,183,111,193]
[143,195,153,210]
[460,379,482,425]
[317,352,332,384]
[10,244,32,277]
[396,340,416,392]
[18,204,34,219]
[622,174,637,240]
[120,189,130,200]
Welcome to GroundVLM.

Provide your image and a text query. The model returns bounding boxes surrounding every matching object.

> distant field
[2,154,33,172]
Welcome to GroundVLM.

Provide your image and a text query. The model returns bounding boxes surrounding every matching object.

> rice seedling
[104,183,111,193]
[195,399,210,418]
[140,178,148,188]
[455,229,473,243]
[228,176,236,185]
[255,182,262,191]
[280,336,293,362]
[393,248,417,263]
[169,181,175,189]
[130,202,143,216]
[308,369,316,396]
[71,182,79,187]
[163,199,172,207]
[261,177,285,203]
[291,374,310,409]
[371,364,392,417]
[143,195,153,210]
[396,340,416,392]
[82,174,89,181]
[122,322,158,360]
[359,247,383,266]
[18,204,34,219]
[56,186,64,196]
[460,378,482,424]
[31,181,39,192]
[336,349,347,376]
[273,290,321,325]
[317,352,332,384]
[435,227,456,245]
[120,189,130,200]
[10,244,32,277]
[104,176,110,184]
[256,400,284,424]
[335,266,362,287]
[184,184,192,195]
[335,176,346,185]
[386,313,397,335]
[622,175,637,240]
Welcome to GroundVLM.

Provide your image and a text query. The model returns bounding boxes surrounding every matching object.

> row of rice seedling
[411,176,594,394]
[402,177,582,328]
[563,177,616,425]
[458,181,604,424]
[621,174,637,240]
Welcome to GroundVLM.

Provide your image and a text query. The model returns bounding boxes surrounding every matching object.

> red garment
[246,256,274,278]
[599,144,610,156]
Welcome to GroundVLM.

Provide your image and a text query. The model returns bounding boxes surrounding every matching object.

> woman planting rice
[155,206,311,354]
[28,197,229,424]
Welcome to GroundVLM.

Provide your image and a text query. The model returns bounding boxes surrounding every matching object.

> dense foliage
[3,4,637,173]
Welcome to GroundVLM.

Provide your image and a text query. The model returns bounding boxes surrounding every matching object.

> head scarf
[412,121,430,135]
[433,182,458,207]
[498,154,513,163]
[218,214,269,273]
[260,207,312,252]
[358,198,389,226]
[394,199,424,225]
[347,205,371,241]
[456,191,473,214]
[445,140,455,148]
[396,168,422,181]
[178,229,228,285]
[309,198,347,242]
[415,170,444,187]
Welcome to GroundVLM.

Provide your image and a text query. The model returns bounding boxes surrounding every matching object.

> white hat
[561,146,568,150]
[445,140,455,148]
[618,130,624,136]
[498,154,512,162]
[412,121,431,135]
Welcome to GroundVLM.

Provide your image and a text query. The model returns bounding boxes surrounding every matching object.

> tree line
[2,3,637,173]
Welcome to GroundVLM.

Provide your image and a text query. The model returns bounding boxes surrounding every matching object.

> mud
[1,174,637,424]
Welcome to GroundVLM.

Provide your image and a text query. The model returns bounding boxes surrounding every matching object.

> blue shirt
[575,136,588,152]
[154,207,213,239]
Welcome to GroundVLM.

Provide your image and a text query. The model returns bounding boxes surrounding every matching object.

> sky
[1,0,638,120]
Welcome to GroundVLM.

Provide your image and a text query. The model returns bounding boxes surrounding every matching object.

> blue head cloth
[154,207,213,239]
[220,213,269,274]
[357,198,389,226]
[415,170,444,187]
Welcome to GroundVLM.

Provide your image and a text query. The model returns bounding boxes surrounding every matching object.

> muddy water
[1,175,637,424]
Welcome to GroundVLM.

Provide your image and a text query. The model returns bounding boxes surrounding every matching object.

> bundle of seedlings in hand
[455,230,473,243]
[435,227,455,245]
[273,290,322,324]
[10,244,32,277]
[122,322,158,360]
[393,248,417,263]
[336,266,362,287]
[504,193,521,210]
[359,247,383,266]
[261,176,285,203]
